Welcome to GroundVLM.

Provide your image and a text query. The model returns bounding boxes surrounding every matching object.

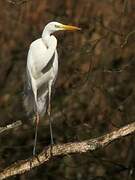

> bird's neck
[42,30,51,48]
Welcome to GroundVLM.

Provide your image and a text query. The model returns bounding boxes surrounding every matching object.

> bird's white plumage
[24,21,80,155]
[24,21,80,118]
[28,36,57,79]
[25,35,58,116]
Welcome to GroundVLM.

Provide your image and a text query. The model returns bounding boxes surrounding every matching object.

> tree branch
[0,122,135,179]
[6,0,29,5]
[0,120,22,134]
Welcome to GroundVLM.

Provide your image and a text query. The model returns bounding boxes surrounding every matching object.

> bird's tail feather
[23,89,47,118]
[37,92,47,117]
[23,89,35,118]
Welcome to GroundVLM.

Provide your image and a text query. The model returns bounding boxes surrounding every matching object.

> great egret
[24,21,81,155]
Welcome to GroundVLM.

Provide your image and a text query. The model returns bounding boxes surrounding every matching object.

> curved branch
[0,122,135,179]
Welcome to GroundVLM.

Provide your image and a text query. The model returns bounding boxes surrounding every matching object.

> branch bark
[0,121,135,179]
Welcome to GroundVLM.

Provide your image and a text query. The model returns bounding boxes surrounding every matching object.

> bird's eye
[55,25,59,28]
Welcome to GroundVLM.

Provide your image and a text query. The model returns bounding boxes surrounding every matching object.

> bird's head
[44,21,81,34]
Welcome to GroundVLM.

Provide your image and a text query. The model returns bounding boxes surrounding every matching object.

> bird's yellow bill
[62,24,81,31]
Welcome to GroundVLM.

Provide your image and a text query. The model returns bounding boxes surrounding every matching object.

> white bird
[24,21,81,155]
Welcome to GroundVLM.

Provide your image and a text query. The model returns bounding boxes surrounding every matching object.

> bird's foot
[50,143,54,157]
[29,153,40,169]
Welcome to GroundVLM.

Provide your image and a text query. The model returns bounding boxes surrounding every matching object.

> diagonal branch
[0,120,22,134]
[0,122,135,179]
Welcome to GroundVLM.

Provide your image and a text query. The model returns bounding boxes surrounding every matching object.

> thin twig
[0,121,135,179]
[121,30,135,48]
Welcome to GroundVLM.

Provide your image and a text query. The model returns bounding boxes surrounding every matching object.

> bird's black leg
[48,83,54,146]
[33,111,40,156]
[30,111,40,169]
[48,115,54,145]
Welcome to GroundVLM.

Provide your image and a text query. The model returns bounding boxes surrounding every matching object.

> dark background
[0,0,135,179]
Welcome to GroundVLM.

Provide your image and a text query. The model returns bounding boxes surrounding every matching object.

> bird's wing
[23,67,35,117]
[23,66,48,117]
[28,36,57,79]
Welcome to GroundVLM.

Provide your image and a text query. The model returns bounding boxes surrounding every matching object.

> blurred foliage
[0,0,135,179]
